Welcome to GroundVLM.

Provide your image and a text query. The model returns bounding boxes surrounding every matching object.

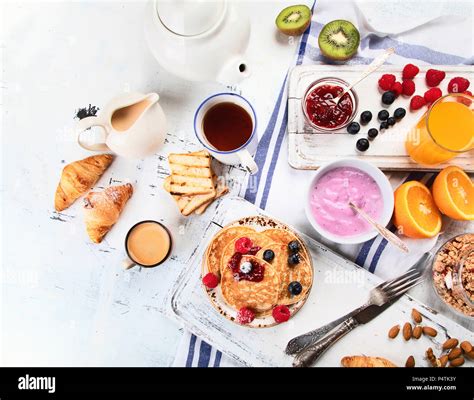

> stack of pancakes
[205,225,313,317]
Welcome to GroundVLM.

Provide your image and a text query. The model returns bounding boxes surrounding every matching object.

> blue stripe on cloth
[361,35,466,65]
[355,237,377,268]
[259,108,289,209]
[245,0,317,205]
[296,0,318,65]
[369,238,389,273]
[185,334,197,367]
[213,350,222,367]
[304,43,375,65]
[197,340,212,367]
[244,74,288,205]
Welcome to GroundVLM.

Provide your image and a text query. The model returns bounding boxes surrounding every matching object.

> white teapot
[144,0,251,84]
[76,92,167,159]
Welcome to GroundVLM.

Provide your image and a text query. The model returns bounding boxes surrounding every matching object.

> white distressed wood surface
[1,0,301,366]
[288,65,474,171]
[169,197,474,367]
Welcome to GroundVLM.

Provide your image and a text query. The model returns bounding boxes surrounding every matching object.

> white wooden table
[1,0,301,366]
[2,0,472,367]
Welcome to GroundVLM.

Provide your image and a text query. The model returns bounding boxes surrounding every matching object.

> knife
[292,299,400,368]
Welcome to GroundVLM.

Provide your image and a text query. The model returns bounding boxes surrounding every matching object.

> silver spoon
[331,48,395,105]
[349,201,409,253]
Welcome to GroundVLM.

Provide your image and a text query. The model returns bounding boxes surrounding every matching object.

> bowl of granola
[432,233,474,318]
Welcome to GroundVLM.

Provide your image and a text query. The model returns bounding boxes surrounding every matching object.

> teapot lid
[156,0,226,37]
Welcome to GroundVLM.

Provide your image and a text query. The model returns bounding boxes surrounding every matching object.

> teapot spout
[217,57,251,86]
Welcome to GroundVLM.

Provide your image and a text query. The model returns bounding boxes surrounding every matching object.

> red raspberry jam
[227,253,265,282]
[305,84,354,130]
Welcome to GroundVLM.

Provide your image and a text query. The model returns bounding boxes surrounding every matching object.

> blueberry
[263,249,275,262]
[382,91,396,105]
[387,117,396,126]
[288,281,303,296]
[368,128,378,140]
[288,240,300,253]
[394,108,406,120]
[347,122,360,135]
[378,110,389,121]
[356,138,370,152]
[288,253,300,266]
[360,111,372,125]
[240,261,253,274]
[380,121,388,130]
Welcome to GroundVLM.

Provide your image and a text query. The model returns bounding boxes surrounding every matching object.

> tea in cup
[194,93,259,174]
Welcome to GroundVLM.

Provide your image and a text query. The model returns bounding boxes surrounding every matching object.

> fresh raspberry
[464,90,473,96]
[237,307,255,324]
[402,80,416,96]
[410,95,426,111]
[425,69,446,87]
[272,305,291,323]
[378,74,396,91]
[402,63,420,79]
[235,237,253,254]
[202,272,219,289]
[447,77,470,93]
[424,88,442,104]
[391,81,403,96]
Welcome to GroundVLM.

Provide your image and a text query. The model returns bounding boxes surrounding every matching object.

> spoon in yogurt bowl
[349,201,409,253]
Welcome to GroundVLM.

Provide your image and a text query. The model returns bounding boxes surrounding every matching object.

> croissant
[55,154,114,211]
[83,183,133,243]
[341,355,397,368]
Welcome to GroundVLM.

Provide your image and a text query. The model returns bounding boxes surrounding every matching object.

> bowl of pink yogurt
[305,159,394,244]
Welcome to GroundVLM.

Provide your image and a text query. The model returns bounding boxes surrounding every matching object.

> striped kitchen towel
[174,0,473,367]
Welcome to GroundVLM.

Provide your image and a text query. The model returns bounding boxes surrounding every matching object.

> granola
[432,233,474,317]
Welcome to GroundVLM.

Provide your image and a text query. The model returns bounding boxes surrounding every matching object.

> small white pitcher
[194,93,258,174]
[77,92,167,159]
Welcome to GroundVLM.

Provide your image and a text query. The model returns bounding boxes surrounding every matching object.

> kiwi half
[276,5,312,36]
[318,20,360,61]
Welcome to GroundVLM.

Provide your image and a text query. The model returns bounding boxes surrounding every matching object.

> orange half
[432,166,474,221]
[394,181,442,238]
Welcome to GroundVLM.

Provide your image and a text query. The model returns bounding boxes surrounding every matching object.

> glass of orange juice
[406,93,474,166]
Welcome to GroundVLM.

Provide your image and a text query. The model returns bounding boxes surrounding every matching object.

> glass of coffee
[123,220,172,269]
[194,92,259,174]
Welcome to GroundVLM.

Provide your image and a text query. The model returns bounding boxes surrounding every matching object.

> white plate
[167,197,474,367]
[288,65,474,171]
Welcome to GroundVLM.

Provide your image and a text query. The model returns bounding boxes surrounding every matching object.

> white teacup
[194,93,259,175]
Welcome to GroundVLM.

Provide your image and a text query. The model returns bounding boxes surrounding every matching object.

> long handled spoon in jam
[349,201,409,253]
[331,48,395,105]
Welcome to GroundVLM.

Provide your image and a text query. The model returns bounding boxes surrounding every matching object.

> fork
[285,252,431,355]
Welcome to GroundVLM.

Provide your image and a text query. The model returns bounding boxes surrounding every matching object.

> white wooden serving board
[167,197,474,367]
[288,65,474,171]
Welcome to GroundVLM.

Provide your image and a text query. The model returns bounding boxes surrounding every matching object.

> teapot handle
[76,116,110,152]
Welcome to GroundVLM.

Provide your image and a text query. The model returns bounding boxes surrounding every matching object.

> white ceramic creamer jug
[76,92,167,159]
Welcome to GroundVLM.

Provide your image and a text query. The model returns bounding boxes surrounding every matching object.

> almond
[439,355,449,367]
[460,341,473,354]
[422,326,438,337]
[411,308,422,324]
[449,356,464,367]
[403,322,412,341]
[405,355,415,368]
[412,325,422,339]
[388,324,400,339]
[448,347,462,361]
[442,338,458,350]
[464,350,474,360]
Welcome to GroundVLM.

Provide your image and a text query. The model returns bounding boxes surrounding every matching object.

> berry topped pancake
[202,216,313,327]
